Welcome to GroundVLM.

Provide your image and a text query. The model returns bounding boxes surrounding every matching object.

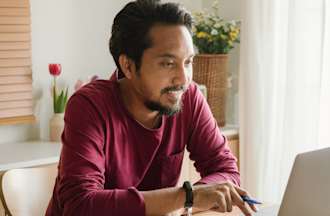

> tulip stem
[53,76,57,112]
[53,76,56,90]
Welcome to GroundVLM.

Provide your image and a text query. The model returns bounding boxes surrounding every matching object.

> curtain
[239,0,330,202]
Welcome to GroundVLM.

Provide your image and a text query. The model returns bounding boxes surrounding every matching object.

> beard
[144,85,187,116]
[144,99,182,116]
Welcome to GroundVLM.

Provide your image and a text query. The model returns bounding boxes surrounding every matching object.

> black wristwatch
[182,181,193,215]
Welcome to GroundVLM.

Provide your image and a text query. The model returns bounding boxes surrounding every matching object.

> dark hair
[109,0,192,78]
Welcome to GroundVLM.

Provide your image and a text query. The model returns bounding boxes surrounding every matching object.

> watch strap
[182,181,193,208]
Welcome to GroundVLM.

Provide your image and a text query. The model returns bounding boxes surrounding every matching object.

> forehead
[146,24,194,58]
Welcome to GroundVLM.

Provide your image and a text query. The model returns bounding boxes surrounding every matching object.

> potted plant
[49,63,68,142]
[192,0,240,126]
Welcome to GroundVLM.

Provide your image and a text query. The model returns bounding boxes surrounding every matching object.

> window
[0,0,34,125]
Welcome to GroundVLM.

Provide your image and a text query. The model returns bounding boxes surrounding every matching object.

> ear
[118,54,136,79]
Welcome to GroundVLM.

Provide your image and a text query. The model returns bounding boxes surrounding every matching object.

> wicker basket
[193,54,228,127]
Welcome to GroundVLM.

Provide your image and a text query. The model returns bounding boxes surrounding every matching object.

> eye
[184,59,194,67]
[160,61,175,68]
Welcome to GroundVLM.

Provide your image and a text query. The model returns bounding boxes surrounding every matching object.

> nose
[173,64,192,87]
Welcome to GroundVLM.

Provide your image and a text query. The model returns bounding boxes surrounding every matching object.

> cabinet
[178,127,239,185]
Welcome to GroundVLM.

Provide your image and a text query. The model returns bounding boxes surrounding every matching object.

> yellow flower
[229,31,238,40]
[196,32,210,39]
[192,0,240,53]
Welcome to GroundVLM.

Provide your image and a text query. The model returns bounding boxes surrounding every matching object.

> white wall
[0,0,202,144]
[203,0,241,125]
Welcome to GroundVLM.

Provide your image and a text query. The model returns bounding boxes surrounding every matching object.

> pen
[241,195,262,205]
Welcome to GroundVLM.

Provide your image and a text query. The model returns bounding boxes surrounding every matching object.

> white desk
[0,141,61,171]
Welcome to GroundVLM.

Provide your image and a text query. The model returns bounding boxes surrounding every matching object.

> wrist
[192,186,200,210]
[176,187,186,209]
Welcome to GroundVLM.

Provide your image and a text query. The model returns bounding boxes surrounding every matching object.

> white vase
[49,113,65,142]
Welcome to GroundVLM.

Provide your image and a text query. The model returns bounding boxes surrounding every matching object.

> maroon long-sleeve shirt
[46,74,239,216]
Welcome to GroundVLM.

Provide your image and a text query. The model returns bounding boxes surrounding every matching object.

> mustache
[161,85,187,94]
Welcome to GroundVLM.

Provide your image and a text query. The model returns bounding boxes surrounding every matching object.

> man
[46,0,256,215]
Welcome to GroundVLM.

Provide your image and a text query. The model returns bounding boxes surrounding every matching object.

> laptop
[243,147,330,216]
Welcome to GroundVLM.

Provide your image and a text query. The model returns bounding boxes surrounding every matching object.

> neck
[118,79,161,129]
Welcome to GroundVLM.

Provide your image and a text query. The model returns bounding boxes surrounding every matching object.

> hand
[192,181,258,216]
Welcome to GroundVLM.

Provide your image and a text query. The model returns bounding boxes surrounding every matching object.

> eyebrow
[156,53,195,59]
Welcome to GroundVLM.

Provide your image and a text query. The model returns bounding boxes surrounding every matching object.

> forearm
[141,186,186,216]
[197,171,240,186]
[57,184,145,216]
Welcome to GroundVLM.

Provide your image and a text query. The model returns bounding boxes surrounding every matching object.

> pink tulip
[49,64,62,76]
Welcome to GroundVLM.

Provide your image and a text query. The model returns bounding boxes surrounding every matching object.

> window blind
[0,0,34,124]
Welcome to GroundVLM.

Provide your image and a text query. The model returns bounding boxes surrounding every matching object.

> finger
[233,185,249,196]
[214,191,227,212]
[220,186,232,212]
[248,202,258,212]
[234,203,252,216]
[241,202,253,216]
[229,187,252,216]
[233,186,258,212]
[224,183,245,208]
[225,190,233,212]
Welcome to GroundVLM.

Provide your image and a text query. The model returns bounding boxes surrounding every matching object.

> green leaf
[59,91,65,113]
[62,87,69,112]
[55,90,63,113]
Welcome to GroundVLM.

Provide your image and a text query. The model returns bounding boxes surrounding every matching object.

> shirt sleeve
[186,83,240,186]
[56,93,145,216]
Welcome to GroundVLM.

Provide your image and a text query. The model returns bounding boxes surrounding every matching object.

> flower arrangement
[192,0,240,54]
[49,64,68,113]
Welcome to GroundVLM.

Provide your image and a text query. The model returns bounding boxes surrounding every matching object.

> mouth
[165,90,183,103]
[161,85,187,94]
[161,85,187,105]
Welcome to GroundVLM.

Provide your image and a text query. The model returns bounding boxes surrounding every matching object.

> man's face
[131,24,194,116]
